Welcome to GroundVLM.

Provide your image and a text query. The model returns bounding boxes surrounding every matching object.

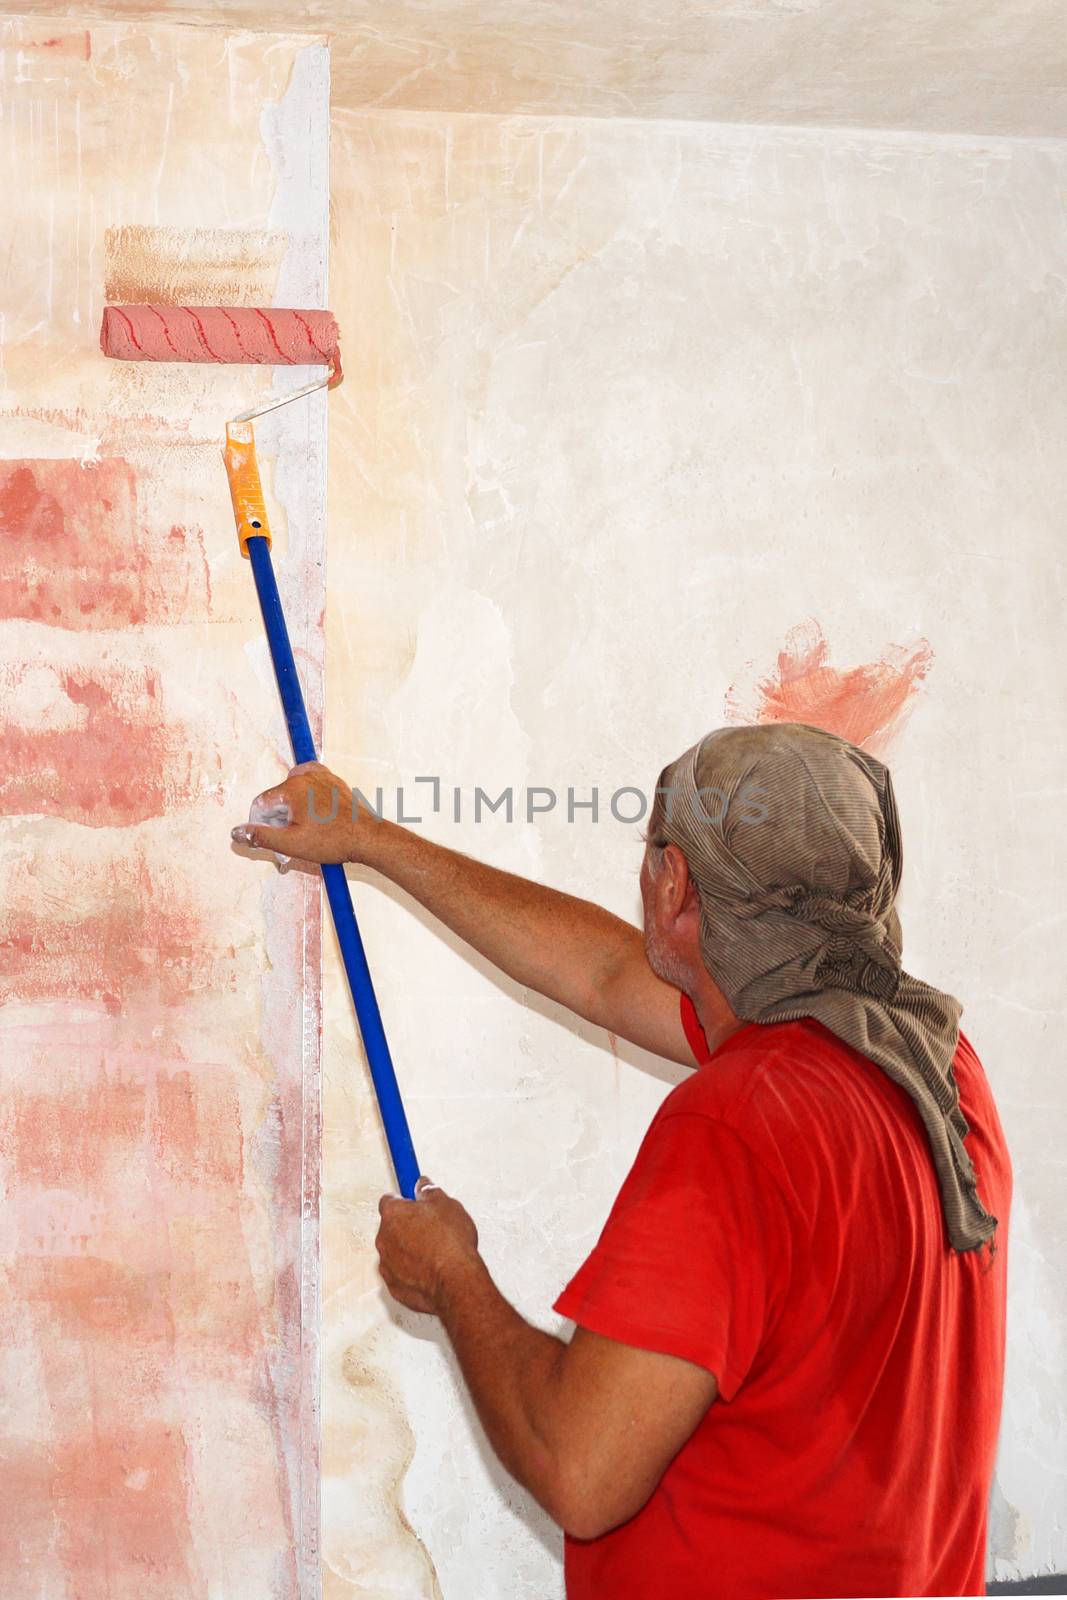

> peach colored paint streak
[103,225,288,311]
[0,662,205,825]
[0,459,210,630]
[725,619,934,754]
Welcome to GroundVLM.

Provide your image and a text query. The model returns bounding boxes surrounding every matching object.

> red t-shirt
[553,996,1011,1600]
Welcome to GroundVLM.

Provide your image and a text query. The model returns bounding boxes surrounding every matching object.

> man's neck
[689,979,748,1059]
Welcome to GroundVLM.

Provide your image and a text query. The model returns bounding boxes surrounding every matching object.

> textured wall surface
[0,19,328,1596]
[324,111,1067,1596]
[3,0,1066,137]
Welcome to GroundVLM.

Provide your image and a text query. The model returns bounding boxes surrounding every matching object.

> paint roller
[100,303,420,1199]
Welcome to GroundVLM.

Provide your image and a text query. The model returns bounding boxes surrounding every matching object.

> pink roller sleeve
[100,305,340,372]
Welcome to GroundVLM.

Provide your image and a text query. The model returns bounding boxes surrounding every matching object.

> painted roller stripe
[183,306,222,362]
[148,304,180,358]
[291,309,331,362]
[218,306,246,359]
[110,306,143,353]
[253,307,288,363]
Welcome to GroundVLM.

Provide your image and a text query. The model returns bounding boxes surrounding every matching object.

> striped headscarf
[655,722,996,1253]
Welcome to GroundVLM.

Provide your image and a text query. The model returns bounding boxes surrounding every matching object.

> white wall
[322,111,1067,1596]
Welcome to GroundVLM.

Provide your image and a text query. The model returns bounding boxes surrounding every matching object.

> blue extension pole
[246,534,420,1199]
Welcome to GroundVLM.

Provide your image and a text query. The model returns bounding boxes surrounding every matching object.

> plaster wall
[323,109,1067,1596]
[3,0,1066,137]
[0,19,329,1596]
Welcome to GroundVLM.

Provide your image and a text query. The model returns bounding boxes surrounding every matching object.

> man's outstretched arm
[376,1180,717,1539]
[233,760,696,1065]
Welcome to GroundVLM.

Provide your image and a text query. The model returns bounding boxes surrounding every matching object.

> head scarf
[656,721,996,1253]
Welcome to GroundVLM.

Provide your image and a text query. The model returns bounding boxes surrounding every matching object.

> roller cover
[100,305,340,369]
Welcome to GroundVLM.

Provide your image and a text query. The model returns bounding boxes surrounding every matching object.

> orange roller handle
[223,422,272,557]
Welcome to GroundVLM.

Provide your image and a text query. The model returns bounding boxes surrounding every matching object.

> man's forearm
[436,1253,572,1527]
[359,818,641,1025]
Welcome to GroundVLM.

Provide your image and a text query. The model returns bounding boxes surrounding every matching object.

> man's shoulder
[660,1016,864,1127]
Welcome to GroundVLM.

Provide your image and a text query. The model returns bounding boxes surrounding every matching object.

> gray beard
[644,925,691,994]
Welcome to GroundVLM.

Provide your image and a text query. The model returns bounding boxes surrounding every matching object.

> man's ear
[661,844,694,921]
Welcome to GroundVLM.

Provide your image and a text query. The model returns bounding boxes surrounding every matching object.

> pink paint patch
[1,1426,198,1596]
[0,1023,297,1594]
[0,459,209,630]
[52,1425,194,1579]
[725,620,933,754]
[0,852,238,1013]
[0,661,204,825]
[11,1068,242,1191]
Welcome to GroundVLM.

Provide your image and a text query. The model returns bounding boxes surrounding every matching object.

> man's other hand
[376,1178,481,1315]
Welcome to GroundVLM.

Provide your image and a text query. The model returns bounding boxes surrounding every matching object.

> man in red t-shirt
[236,725,1011,1598]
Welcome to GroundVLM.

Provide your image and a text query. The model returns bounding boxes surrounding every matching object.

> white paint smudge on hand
[231,792,293,867]
[249,794,292,828]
